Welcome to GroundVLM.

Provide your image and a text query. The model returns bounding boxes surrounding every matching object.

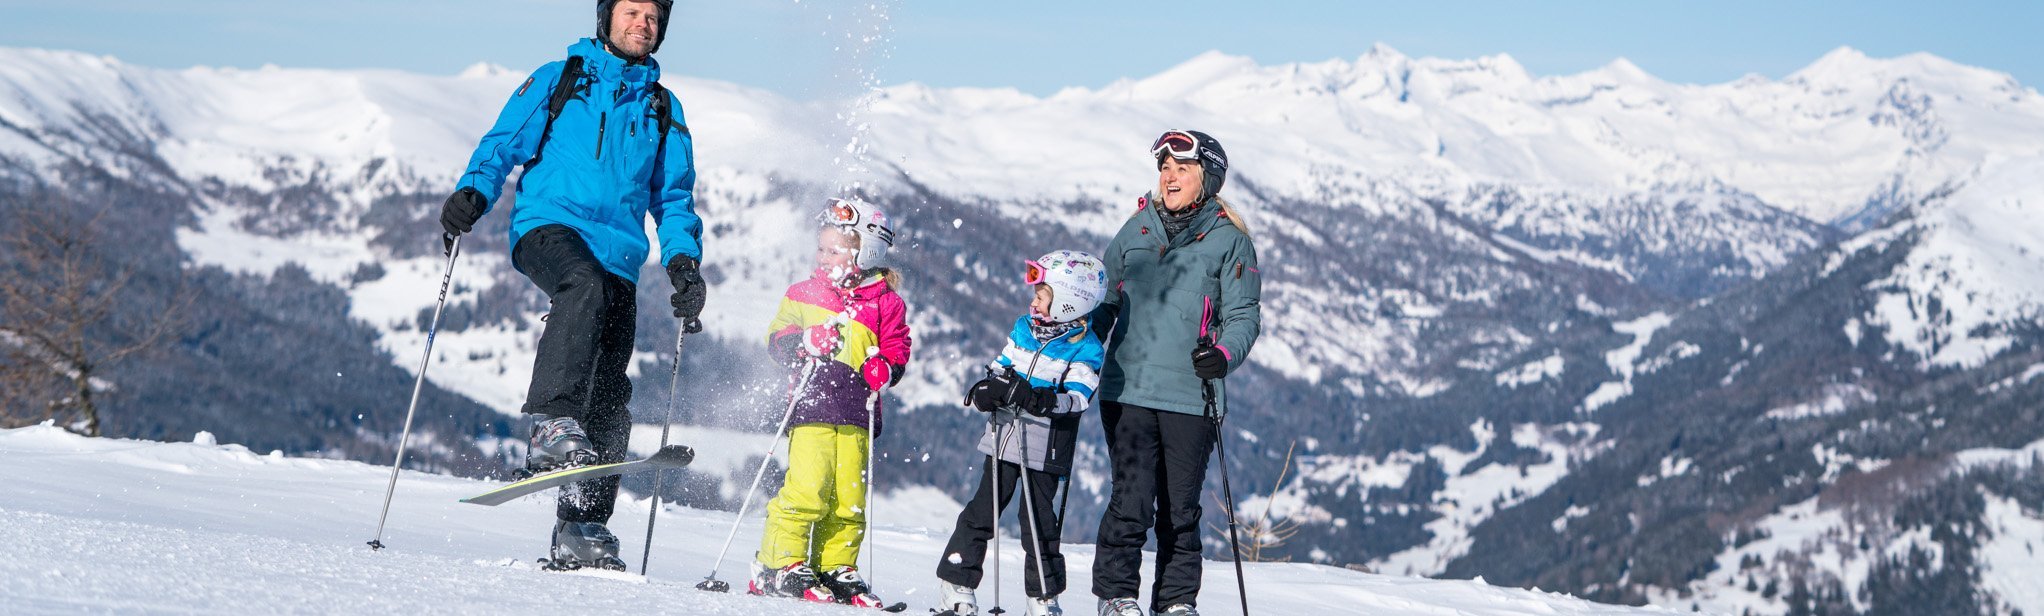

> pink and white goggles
[1150,130,1199,162]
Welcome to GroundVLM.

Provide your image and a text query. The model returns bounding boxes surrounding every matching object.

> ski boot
[933,581,978,615]
[819,565,894,609]
[1098,597,1144,616]
[1027,595,1064,616]
[748,560,836,603]
[1154,604,1198,616]
[540,520,626,571]
[523,415,598,476]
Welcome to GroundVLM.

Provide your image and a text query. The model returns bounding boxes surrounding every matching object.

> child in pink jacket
[749,198,913,609]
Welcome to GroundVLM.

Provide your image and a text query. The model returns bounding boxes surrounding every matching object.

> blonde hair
[1213,195,1252,235]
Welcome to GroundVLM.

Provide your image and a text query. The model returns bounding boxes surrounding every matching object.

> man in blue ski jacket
[438,0,702,570]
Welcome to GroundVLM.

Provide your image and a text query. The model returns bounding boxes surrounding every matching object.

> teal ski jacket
[1095,194,1263,416]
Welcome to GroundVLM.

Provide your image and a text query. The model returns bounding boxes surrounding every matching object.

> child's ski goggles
[822,199,863,226]
[1024,260,1048,285]
[820,198,895,245]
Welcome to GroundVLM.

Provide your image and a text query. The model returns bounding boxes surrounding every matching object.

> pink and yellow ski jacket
[765,271,913,436]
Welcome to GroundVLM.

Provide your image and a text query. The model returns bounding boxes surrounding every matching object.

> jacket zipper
[595,112,607,159]
[1011,345,1049,401]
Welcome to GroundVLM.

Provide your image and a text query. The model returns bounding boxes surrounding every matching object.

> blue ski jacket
[972,315,1105,475]
[455,38,700,283]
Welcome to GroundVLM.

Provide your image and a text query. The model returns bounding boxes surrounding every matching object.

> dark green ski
[461,445,695,506]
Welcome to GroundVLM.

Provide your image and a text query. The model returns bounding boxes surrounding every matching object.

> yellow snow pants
[758,423,870,570]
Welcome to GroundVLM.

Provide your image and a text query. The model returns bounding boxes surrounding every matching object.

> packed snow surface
[0,424,1678,614]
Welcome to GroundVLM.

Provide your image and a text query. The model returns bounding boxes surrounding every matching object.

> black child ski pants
[1091,401,1216,610]
[513,224,636,524]
[936,454,1067,598]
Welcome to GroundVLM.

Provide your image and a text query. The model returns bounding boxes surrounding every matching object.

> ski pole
[1015,416,1052,602]
[697,358,820,592]
[987,416,1008,615]
[1200,295,1250,615]
[985,350,1045,615]
[640,327,691,575]
[861,355,886,585]
[368,235,461,551]
[1205,376,1250,616]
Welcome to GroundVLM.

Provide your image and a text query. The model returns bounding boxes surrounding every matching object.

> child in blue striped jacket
[932,251,1109,616]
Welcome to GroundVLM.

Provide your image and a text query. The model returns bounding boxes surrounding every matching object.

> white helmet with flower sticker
[1025,250,1108,323]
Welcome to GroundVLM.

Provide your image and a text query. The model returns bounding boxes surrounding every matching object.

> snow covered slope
[0,423,1677,614]
[1844,156,2044,368]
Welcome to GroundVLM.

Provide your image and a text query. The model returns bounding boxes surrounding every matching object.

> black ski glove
[440,187,486,237]
[666,255,706,333]
[966,377,1007,414]
[1192,343,1229,380]
[1009,385,1062,417]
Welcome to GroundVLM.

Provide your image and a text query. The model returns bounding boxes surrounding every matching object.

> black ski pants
[1091,401,1216,610]
[513,224,636,524]
[936,452,1066,598]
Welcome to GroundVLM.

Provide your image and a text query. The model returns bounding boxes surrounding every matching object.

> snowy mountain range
[4,42,2044,614]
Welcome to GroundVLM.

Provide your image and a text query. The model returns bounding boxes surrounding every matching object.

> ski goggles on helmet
[1150,130,1200,162]
[821,199,863,226]
[820,199,896,246]
[1024,260,1048,285]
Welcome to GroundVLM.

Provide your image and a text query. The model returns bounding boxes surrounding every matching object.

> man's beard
[610,31,654,58]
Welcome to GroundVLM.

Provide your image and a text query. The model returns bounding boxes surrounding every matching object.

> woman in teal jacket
[1090,130,1262,616]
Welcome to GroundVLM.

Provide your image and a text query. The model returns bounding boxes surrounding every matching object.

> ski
[460,445,695,506]
[744,589,907,612]
[535,557,630,574]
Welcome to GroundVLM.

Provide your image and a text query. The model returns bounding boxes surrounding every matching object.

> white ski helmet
[820,197,895,270]
[1025,250,1108,323]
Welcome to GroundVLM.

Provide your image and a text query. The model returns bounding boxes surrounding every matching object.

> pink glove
[861,359,893,391]
[803,324,842,358]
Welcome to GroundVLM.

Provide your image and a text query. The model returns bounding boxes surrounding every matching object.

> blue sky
[1,1,2037,98]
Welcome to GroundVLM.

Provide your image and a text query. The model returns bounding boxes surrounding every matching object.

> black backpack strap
[646,82,688,196]
[525,55,586,170]
[647,81,687,138]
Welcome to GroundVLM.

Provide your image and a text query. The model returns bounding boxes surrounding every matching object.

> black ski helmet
[1153,129,1229,203]
[596,0,673,57]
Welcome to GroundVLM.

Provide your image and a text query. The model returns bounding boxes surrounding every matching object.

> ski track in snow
[0,424,1677,614]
